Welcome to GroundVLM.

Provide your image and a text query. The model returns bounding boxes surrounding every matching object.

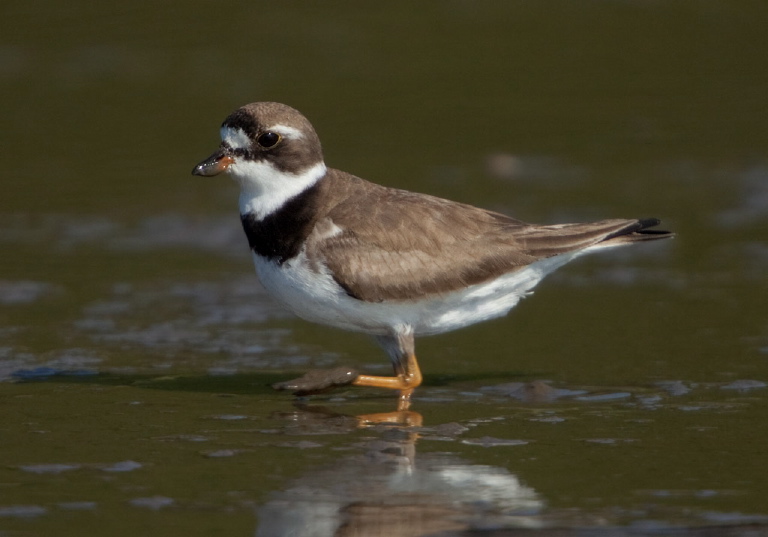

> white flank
[235,161,327,220]
[252,248,586,338]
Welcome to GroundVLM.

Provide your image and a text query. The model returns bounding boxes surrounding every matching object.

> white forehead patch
[220,127,250,149]
[268,124,305,140]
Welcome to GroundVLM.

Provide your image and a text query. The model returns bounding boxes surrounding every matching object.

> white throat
[235,160,327,220]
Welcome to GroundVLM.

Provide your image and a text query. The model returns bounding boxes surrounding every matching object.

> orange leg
[352,351,423,410]
[352,328,421,410]
[273,327,423,411]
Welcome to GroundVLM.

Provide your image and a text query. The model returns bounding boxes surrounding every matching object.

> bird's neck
[239,176,326,264]
[236,161,327,221]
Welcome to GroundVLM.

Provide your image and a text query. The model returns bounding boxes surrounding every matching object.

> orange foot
[352,351,423,410]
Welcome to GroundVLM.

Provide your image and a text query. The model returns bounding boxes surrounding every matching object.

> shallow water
[2,2,768,536]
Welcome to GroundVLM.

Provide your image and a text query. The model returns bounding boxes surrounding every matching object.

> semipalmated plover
[193,102,672,406]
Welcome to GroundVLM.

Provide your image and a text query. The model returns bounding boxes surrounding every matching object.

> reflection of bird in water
[255,407,543,536]
[193,102,672,410]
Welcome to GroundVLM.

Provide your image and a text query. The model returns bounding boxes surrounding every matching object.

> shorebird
[193,102,672,407]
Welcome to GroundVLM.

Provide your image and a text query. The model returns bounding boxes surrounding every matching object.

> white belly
[252,249,587,337]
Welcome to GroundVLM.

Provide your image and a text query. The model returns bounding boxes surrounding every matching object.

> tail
[515,218,673,259]
[601,218,674,246]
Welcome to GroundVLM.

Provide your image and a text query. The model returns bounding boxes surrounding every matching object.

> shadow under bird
[193,102,672,409]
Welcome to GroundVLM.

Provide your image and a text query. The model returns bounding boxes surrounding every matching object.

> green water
[2,2,767,536]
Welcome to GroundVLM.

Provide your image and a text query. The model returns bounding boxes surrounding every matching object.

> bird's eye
[257,131,281,148]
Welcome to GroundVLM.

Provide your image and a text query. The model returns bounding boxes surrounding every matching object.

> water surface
[2,2,767,536]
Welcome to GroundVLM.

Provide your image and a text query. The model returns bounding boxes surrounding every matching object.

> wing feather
[309,170,670,302]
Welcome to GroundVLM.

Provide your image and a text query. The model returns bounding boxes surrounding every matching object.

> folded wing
[312,173,671,303]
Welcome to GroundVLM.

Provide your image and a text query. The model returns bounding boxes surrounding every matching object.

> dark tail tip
[603,218,674,244]
[638,218,660,228]
[636,218,673,237]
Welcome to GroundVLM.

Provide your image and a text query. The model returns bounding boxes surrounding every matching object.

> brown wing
[310,170,670,303]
